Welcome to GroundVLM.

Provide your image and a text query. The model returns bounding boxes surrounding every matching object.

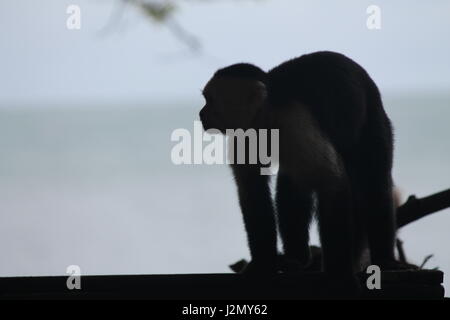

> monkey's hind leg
[366,176,418,270]
[275,173,314,271]
[317,176,362,296]
[317,175,357,275]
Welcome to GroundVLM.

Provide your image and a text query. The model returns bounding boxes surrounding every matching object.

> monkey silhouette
[199,51,417,287]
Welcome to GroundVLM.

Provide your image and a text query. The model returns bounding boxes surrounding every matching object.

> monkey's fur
[199,51,416,285]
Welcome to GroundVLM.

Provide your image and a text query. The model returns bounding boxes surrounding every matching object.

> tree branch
[396,188,450,228]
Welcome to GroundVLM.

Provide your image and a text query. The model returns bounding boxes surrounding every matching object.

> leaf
[140,3,176,22]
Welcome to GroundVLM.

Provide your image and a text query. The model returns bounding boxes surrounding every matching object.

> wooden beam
[0,270,444,300]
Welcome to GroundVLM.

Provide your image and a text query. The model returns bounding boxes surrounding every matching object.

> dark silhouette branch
[419,254,435,270]
[396,188,450,228]
[396,239,407,263]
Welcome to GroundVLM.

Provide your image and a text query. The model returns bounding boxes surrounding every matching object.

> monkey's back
[267,51,392,159]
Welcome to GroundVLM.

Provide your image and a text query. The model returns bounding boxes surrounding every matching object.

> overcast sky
[0,0,449,105]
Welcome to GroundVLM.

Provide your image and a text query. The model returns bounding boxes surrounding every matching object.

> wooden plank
[0,270,444,300]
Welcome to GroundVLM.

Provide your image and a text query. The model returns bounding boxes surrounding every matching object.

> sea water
[0,93,448,293]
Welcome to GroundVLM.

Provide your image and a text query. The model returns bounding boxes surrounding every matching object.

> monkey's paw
[240,260,278,277]
[276,255,311,274]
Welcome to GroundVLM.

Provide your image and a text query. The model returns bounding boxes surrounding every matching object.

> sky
[0,0,450,105]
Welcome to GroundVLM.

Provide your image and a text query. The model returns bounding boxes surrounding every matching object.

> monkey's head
[199,63,267,133]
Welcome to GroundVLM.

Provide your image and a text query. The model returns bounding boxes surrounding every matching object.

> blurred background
[0,0,449,292]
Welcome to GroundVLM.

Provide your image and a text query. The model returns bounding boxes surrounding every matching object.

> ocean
[0,93,449,293]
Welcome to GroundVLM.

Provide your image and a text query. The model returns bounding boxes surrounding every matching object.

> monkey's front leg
[232,165,278,276]
[276,173,314,271]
